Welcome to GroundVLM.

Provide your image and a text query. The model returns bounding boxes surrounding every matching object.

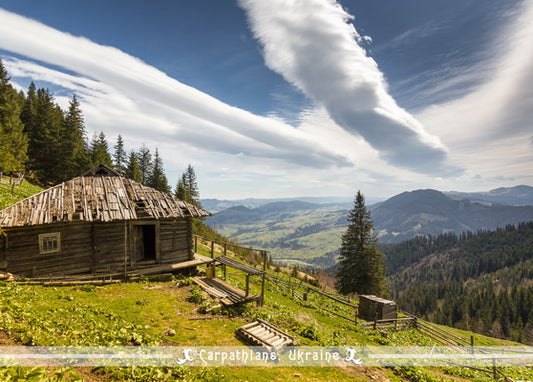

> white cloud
[416,0,533,186]
[0,8,350,171]
[238,0,457,175]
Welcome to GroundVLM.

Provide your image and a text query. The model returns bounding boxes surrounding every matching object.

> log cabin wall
[1,234,7,271]
[2,218,193,277]
[158,218,191,264]
[3,223,94,277]
[93,222,127,274]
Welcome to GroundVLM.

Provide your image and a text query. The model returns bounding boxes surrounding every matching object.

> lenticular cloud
[239,0,456,175]
[0,8,349,169]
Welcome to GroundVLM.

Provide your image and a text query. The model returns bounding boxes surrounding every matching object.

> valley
[205,185,533,267]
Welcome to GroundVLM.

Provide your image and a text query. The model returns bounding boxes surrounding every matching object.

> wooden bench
[192,276,260,306]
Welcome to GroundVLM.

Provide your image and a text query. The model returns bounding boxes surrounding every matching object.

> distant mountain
[446,185,533,206]
[201,196,358,213]
[210,201,321,225]
[206,187,533,265]
[372,189,533,243]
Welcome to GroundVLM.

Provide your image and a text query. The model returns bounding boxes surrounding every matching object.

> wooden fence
[190,235,521,381]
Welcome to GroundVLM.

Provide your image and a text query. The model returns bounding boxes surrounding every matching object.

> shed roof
[0,166,210,228]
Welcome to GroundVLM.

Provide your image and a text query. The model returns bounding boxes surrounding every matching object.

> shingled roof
[0,165,210,228]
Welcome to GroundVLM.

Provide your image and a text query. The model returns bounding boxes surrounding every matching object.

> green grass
[0,176,43,209]
[1,274,532,381]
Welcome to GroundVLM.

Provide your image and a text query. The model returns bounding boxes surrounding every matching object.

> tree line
[0,60,201,206]
[381,222,533,344]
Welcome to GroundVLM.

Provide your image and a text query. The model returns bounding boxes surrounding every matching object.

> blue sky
[0,0,531,200]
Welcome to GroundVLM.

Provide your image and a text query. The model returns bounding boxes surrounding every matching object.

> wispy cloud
[416,0,533,183]
[0,8,351,170]
[238,0,457,175]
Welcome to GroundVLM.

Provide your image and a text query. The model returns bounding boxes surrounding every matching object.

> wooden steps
[236,319,294,350]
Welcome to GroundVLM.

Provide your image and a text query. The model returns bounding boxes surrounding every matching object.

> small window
[39,233,61,254]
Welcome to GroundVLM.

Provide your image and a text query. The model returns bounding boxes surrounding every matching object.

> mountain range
[204,185,533,266]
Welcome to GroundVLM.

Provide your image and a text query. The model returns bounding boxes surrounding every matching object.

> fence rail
[190,234,518,381]
[359,317,417,331]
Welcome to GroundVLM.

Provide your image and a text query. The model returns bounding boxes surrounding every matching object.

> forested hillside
[382,222,533,344]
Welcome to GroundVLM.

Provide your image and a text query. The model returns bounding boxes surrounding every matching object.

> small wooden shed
[358,295,397,321]
[0,164,210,278]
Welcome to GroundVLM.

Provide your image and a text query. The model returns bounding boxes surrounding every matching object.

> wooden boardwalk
[236,320,294,349]
[192,276,260,306]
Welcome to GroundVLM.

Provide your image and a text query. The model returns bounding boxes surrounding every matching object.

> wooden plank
[236,320,294,349]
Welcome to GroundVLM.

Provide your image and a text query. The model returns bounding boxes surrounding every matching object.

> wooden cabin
[358,295,397,321]
[0,164,210,278]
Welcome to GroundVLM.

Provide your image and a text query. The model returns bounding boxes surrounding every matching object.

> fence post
[224,243,227,256]
[194,236,198,253]
[210,241,214,258]
[259,251,267,307]
[470,335,475,354]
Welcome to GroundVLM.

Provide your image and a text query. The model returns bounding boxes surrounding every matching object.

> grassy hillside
[0,234,530,381]
[2,273,530,381]
[0,176,43,209]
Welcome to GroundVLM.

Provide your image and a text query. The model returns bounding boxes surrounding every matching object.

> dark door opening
[134,225,157,262]
[142,225,156,260]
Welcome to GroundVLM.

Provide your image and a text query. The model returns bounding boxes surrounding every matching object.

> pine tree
[113,135,127,175]
[89,132,112,167]
[20,82,37,136]
[137,144,152,184]
[124,150,142,182]
[26,87,65,184]
[174,177,187,201]
[60,95,89,179]
[147,148,170,192]
[183,164,201,207]
[335,191,386,296]
[0,60,27,173]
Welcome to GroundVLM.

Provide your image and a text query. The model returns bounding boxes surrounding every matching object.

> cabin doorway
[133,224,157,263]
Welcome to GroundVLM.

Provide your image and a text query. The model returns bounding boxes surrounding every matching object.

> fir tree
[60,95,89,179]
[89,132,112,167]
[147,148,170,192]
[26,87,65,184]
[183,164,201,207]
[137,144,152,184]
[335,191,386,296]
[124,150,142,182]
[113,134,127,175]
[174,177,187,201]
[20,82,37,137]
[0,60,27,173]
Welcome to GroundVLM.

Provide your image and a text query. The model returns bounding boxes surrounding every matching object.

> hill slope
[0,177,43,210]
[382,222,533,344]
[372,189,533,243]
[446,185,533,206]
[207,201,348,264]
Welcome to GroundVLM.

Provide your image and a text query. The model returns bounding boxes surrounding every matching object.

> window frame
[38,232,61,254]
